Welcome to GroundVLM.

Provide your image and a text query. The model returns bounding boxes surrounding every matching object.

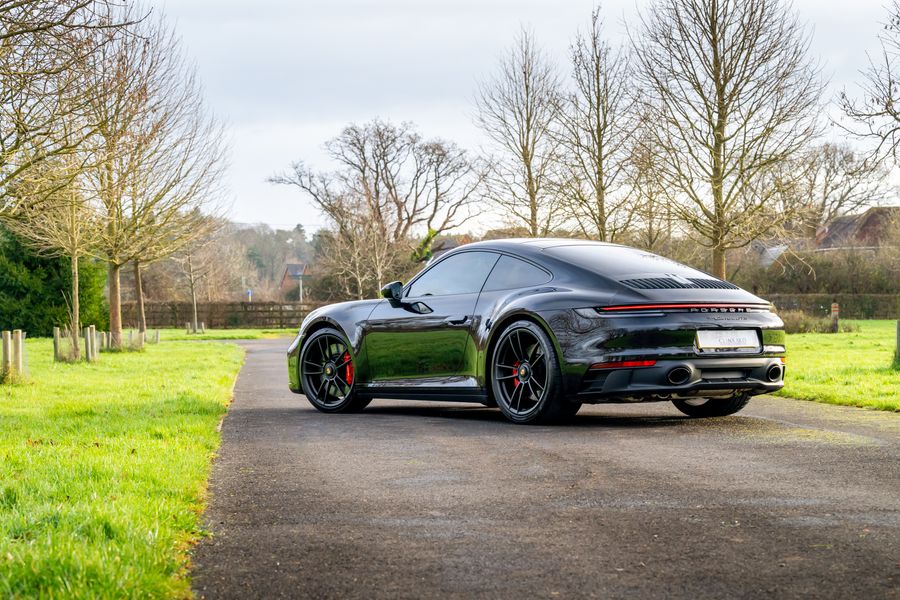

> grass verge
[779,320,900,411]
[156,328,295,341]
[0,338,244,598]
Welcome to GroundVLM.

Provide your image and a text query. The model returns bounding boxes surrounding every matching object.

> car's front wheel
[671,393,751,418]
[490,320,580,424]
[300,328,370,413]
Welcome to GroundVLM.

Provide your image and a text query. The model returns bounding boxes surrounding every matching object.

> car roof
[449,238,620,259]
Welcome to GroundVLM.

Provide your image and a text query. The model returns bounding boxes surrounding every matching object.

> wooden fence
[121,302,321,329]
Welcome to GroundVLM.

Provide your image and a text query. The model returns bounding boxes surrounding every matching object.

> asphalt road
[191,339,899,600]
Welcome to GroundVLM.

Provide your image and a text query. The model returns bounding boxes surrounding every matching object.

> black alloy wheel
[490,320,580,424]
[300,328,370,413]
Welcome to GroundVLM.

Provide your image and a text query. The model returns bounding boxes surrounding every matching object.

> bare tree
[626,106,674,252]
[173,250,205,334]
[777,142,890,238]
[475,28,564,236]
[80,8,228,346]
[272,120,483,298]
[1,155,99,358]
[0,1,124,214]
[632,0,823,278]
[172,223,227,333]
[307,222,404,301]
[556,8,638,242]
[840,1,900,163]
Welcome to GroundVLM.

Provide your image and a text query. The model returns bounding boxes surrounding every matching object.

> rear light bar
[590,359,657,370]
[598,303,771,313]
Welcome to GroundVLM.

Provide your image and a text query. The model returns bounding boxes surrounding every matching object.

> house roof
[816,206,900,249]
[432,238,461,252]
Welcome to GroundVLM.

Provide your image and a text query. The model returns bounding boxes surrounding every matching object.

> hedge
[766,294,900,319]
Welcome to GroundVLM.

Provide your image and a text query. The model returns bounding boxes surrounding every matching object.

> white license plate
[696,329,760,351]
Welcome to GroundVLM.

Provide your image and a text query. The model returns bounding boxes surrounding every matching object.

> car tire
[490,320,579,424]
[671,393,751,418]
[300,327,371,413]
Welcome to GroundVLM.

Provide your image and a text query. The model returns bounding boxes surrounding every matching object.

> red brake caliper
[512,360,520,388]
[343,352,354,385]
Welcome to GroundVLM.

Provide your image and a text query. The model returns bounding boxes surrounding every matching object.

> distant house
[816,206,900,250]
[280,263,310,299]
[429,238,460,262]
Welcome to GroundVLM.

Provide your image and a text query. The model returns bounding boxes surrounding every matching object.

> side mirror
[380,281,403,302]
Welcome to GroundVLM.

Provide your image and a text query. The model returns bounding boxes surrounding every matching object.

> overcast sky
[149,0,887,233]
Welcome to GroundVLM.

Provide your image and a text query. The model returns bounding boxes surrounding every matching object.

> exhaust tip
[667,366,692,386]
[766,364,783,382]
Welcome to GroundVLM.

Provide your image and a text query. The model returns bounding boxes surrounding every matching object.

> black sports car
[287,239,785,423]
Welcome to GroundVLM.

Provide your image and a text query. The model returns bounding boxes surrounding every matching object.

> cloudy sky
[148,0,887,232]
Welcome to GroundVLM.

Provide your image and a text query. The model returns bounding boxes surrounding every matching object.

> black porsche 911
[287,239,786,424]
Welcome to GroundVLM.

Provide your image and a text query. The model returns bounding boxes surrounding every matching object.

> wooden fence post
[83,327,92,361]
[2,331,11,379]
[830,302,839,333]
[53,327,61,362]
[12,330,24,375]
[89,325,97,361]
[154,330,160,344]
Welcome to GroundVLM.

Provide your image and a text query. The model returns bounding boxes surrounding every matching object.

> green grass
[0,338,244,598]
[155,328,295,341]
[780,320,900,411]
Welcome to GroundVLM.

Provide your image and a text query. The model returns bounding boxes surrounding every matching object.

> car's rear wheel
[300,328,370,413]
[672,393,751,418]
[490,320,580,424]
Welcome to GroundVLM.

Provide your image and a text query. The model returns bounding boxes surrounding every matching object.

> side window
[407,251,499,297]
[483,255,552,291]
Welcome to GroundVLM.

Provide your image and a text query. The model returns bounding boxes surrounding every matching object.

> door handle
[445,315,470,325]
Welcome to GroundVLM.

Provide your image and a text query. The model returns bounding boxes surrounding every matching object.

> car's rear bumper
[574,357,784,402]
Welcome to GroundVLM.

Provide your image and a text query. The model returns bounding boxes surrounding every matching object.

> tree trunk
[133,260,147,333]
[710,13,728,282]
[108,263,122,348]
[525,156,539,237]
[188,255,199,333]
[71,256,81,361]
[712,246,727,280]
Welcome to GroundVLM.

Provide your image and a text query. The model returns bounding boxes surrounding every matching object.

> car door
[363,251,499,383]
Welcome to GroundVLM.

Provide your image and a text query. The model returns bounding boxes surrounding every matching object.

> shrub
[778,310,860,334]
[0,227,108,336]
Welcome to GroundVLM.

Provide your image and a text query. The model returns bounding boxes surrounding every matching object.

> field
[780,319,900,411]
[0,339,244,598]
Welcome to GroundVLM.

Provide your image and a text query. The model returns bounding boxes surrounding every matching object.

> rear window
[483,255,551,291]
[543,245,709,279]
